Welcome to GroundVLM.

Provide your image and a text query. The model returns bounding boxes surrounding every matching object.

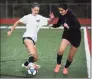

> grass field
[0,29,88,78]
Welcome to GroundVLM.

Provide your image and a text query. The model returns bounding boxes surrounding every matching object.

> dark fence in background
[0,3,91,18]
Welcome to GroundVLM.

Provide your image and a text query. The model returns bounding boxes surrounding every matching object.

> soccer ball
[28,68,37,75]
[27,63,37,75]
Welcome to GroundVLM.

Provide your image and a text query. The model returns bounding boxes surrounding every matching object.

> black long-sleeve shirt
[52,10,81,30]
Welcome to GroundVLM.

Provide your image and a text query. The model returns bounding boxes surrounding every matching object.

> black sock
[24,61,29,66]
[28,56,34,63]
[57,54,63,65]
[65,59,72,68]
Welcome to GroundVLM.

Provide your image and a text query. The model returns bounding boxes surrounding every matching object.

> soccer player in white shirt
[7,3,54,72]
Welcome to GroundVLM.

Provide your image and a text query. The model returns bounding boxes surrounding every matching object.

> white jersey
[19,14,49,42]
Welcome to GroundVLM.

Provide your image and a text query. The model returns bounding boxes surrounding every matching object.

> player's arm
[68,14,81,29]
[7,20,24,36]
[48,12,55,21]
[49,13,62,28]
[51,17,61,28]
[39,12,55,26]
[7,15,27,36]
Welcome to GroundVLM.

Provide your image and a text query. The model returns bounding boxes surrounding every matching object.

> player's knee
[58,48,65,55]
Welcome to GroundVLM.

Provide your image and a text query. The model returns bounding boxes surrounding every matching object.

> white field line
[84,27,90,78]
[0,26,91,29]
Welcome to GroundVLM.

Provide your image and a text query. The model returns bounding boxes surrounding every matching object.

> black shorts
[22,37,35,45]
[62,29,81,48]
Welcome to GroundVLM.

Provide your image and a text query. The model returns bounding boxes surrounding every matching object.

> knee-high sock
[28,56,34,63]
[65,59,72,68]
[57,54,63,65]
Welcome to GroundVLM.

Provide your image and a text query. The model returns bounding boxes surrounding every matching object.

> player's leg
[63,45,77,75]
[54,39,70,72]
[63,30,81,75]
[23,38,38,67]
[23,38,40,75]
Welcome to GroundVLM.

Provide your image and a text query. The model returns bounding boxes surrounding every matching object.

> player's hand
[7,30,12,36]
[49,12,55,20]
[64,23,69,29]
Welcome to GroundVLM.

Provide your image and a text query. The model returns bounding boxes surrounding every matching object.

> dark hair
[31,2,40,8]
[58,3,68,10]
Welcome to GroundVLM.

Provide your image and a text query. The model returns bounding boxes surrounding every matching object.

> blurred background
[0,0,91,18]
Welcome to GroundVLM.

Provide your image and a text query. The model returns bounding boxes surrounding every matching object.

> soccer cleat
[22,63,29,69]
[63,68,68,75]
[22,61,29,69]
[54,64,61,73]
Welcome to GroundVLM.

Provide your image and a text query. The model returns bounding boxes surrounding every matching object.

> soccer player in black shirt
[52,4,81,75]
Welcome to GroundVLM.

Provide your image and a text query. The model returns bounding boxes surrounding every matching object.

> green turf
[0,29,88,78]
